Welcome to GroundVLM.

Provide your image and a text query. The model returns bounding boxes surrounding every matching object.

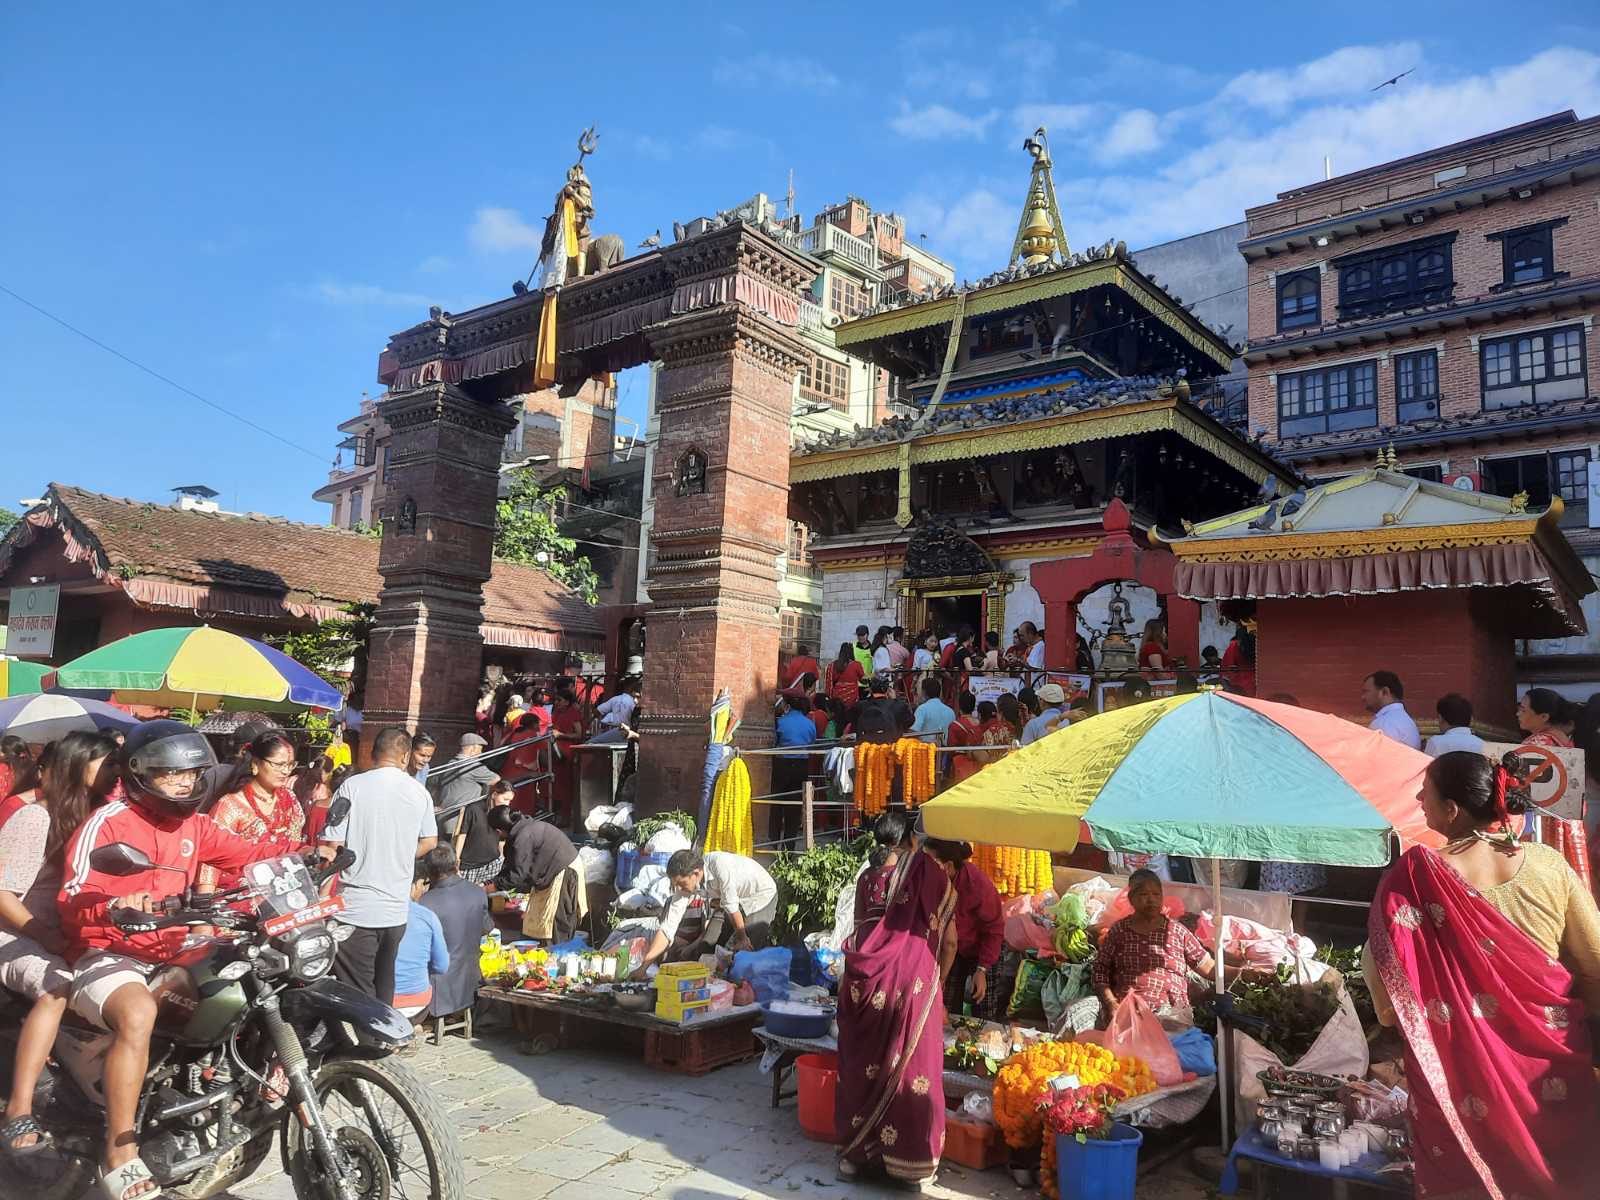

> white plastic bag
[1232,986,1369,1130]
[642,826,690,855]
[585,803,635,834]
[576,845,614,885]
[961,1091,995,1124]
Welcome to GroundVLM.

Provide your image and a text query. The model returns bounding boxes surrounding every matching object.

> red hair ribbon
[1491,765,1512,826]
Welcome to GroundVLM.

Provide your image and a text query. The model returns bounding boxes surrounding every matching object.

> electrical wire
[0,281,328,463]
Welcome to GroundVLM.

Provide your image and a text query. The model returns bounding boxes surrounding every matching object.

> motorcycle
[0,822,465,1200]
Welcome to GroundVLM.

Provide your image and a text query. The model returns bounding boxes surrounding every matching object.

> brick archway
[364,225,816,797]
[1029,498,1199,671]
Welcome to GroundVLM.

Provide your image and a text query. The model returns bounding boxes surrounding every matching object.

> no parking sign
[1481,741,1585,820]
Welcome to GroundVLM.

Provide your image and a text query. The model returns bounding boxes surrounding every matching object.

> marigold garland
[991,1041,1156,1150]
[705,757,753,856]
[895,738,937,807]
[854,738,936,814]
[973,843,1053,897]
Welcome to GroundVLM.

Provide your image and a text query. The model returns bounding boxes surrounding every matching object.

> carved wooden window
[1487,219,1566,288]
[829,275,865,318]
[1276,270,1319,332]
[1335,233,1455,318]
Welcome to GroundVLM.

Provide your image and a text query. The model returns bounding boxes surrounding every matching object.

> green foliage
[493,469,600,605]
[632,810,696,847]
[0,507,17,535]
[767,835,872,945]
[1314,942,1375,1029]
[271,602,375,709]
[349,521,383,539]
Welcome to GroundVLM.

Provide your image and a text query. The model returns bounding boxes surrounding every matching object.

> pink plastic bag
[1002,890,1058,955]
[1099,993,1183,1086]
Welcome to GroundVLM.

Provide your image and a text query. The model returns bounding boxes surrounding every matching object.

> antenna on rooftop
[1324,155,1332,180]
[785,168,795,220]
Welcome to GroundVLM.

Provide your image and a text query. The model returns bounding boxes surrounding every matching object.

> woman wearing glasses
[198,731,307,892]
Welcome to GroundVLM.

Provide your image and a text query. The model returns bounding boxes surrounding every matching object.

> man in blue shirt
[910,677,956,741]
[1019,682,1066,746]
[772,694,817,848]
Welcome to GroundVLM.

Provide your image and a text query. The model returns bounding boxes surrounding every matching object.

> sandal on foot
[1,1114,54,1157]
[100,1155,161,1200]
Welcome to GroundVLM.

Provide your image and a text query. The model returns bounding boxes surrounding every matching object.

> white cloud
[905,45,1600,273]
[416,255,452,275]
[469,207,542,253]
[313,282,430,307]
[713,54,839,91]
[1098,109,1163,162]
[889,100,1000,141]
[630,133,673,161]
[1219,42,1422,112]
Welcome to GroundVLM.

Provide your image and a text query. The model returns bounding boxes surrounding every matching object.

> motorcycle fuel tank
[149,941,248,1045]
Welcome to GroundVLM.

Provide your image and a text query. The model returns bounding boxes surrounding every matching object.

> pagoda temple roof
[833,243,1238,373]
[789,375,1296,489]
[1160,468,1593,636]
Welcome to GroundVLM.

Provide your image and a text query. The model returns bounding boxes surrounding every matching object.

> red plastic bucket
[796,1052,840,1142]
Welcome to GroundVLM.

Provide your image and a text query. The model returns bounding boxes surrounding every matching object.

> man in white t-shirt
[1361,670,1422,750]
[634,850,779,973]
[319,726,438,1004]
[1020,621,1046,671]
[596,677,641,729]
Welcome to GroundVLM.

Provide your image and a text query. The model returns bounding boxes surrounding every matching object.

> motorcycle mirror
[89,842,157,876]
[326,796,351,827]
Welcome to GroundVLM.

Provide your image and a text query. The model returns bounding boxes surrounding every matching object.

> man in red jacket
[59,720,276,1200]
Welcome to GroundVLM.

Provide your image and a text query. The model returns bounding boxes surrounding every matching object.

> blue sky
[3,2,1598,523]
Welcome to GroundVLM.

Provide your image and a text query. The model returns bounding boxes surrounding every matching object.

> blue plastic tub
[761,1002,835,1039]
[616,850,672,890]
[1056,1124,1142,1200]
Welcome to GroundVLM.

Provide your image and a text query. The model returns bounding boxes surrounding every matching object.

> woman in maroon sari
[1364,751,1600,1200]
[836,813,957,1190]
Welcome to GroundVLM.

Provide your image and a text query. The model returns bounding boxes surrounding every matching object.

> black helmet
[123,719,219,820]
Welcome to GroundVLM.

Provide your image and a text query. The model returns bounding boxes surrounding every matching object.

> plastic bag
[731,946,792,1005]
[586,804,634,834]
[1169,1026,1216,1077]
[1006,954,1051,1017]
[642,825,690,855]
[1040,961,1094,1026]
[576,845,614,885]
[1100,993,1184,1086]
[1233,986,1369,1130]
[1002,891,1059,955]
[961,1091,995,1124]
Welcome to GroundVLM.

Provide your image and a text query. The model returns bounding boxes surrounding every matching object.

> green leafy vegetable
[632,810,696,847]
[767,836,872,944]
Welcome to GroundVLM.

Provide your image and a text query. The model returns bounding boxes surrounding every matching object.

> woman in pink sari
[836,813,957,1190]
[1365,751,1600,1199]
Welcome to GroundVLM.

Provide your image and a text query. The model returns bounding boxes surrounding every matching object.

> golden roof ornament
[1011,128,1070,267]
[1509,491,1529,513]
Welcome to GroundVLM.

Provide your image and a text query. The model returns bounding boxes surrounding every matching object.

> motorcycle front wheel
[283,1057,465,1200]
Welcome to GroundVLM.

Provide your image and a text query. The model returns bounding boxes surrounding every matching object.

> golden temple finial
[1375,444,1399,472]
[1011,128,1069,267]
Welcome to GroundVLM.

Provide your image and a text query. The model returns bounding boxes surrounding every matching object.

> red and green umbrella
[45,626,344,713]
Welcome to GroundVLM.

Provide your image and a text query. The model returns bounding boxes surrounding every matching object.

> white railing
[798,298,829,332]
[797,222,879,271]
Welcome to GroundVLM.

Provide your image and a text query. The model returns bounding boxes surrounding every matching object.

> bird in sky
[1371,67,1415,91]
[639,229,662,249]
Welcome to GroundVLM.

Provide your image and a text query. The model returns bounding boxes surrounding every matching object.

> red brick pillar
[634,304,811,819]
[361,383,518,758]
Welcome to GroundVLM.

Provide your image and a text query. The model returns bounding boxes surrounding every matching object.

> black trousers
[770,757,809,847]
[334,923,406,1005]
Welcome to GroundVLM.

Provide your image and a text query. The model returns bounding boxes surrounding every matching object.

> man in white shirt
[1020,621,1046,671]
[1425,692,1485,758]
[320,727,439,1004]
[634,850,779,971]
[1361,670,1422,750]
[596,677,641,729]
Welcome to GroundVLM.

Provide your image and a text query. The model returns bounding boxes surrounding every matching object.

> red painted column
[1166,594,1201,669]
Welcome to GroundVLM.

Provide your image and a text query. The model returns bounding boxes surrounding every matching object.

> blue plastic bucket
[1056,1123,1142,1200]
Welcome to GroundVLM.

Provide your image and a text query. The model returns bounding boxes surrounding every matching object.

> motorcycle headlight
[292,932,335,980]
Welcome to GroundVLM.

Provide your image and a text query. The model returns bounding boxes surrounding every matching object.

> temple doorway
[924,591,984,638]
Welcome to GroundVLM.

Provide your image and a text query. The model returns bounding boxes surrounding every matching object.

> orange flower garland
[974,843,1053,897]
[895,738,937,807]
[991,1041,1156,1150]
[855,738,938,814]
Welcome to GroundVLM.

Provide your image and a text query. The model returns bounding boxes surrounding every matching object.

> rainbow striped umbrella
[45,626,344,713]
[922,691,1443,867]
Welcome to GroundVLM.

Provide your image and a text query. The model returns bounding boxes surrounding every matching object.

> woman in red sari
[1517,687,1575,749]
[1364,751,1600,1199]
[549,684,587,826]
[200,731,307,891]
[835,813,957,1190]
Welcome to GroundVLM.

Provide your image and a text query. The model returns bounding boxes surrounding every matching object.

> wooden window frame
[1276,269,1320,332]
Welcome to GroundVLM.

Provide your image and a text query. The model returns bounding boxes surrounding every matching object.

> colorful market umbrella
[0,693,140,742]
[44,626,344,713]
[0,658,49,697]
[922,690,1442,866]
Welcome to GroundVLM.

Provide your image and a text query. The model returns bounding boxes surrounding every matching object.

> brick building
[1242,111,1600,694]
[0,484,603,675]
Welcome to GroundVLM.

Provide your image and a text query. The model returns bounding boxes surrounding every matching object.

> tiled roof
[1,485,601,640]
[1265,395,1600,459]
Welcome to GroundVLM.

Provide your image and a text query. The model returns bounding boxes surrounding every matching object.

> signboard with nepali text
[1481,740,1585,821]
[6,585,59,658]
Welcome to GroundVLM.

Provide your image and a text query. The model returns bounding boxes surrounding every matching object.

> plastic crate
[644,1019,758,1075]
[617,850,672,890]
[943,1116,1006,1170]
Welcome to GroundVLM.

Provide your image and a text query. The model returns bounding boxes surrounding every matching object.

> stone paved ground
[219,1020,1215,1200]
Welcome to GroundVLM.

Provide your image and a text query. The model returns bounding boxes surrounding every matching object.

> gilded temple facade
[789,132,1298,672]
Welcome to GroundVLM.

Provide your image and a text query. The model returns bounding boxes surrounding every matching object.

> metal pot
[1313,1102,1347,1138]
[1258,1117,1284,1142]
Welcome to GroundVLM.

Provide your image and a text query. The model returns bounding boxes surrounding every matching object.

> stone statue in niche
[397,496,418,533]
[903,520,997,580]
[675,448,708,497]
